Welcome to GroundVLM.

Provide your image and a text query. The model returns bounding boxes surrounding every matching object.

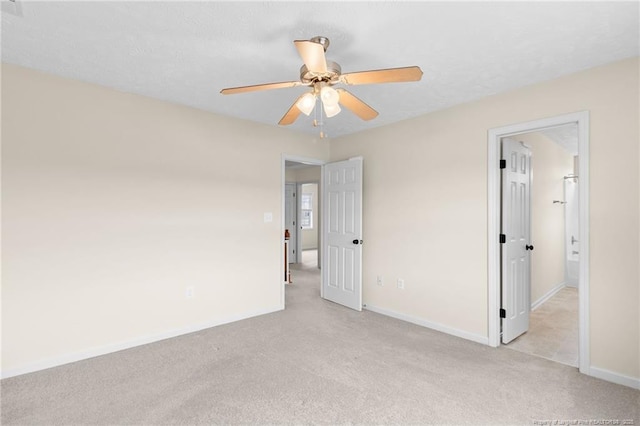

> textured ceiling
[541,124,578,156]
[2,1,638,138]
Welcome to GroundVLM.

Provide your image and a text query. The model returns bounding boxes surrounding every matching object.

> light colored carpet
[505,287,579,367]
[2,266,638,425]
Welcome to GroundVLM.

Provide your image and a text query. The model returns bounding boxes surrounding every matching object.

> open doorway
[500,124,580,367]
[284,161,321,269]
[488,111,590,375]
[282,155,364,312]
[283,157,323,308]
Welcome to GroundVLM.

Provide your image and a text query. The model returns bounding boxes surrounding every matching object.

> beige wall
[1,64,330,375]
[294,165,321,183]
[516,132,574,304]
[285,165,321,183]
[284,168,297,182]
[330,57,639,380]
[3,57,639,384]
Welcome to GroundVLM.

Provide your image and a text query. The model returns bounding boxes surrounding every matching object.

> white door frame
[281,154,326,309]
[487,111,590,375]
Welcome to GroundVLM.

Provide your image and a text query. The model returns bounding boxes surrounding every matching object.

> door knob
[526,245,534,251]
[352,239,363,245]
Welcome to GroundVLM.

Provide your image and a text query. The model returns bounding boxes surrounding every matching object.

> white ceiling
[2,1,638,138]
[541,124,578,156]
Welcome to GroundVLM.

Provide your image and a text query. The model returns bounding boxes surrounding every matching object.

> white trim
[282,154,326,308]
[0,306,281,379]
[296,183,303,254]
[531,282,566,311]
[364,304,489,346]
[589,367,640,390]
[576,113,590,376]
[487,128,501,347]
[487,111,590,376]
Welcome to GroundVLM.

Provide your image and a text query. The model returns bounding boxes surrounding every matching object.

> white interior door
[501,138,532,344]
[322,157,363,311]
[285,183,297,263]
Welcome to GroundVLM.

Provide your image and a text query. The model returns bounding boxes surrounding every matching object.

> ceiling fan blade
[294,40,328,73]
[340,66,423,85]
[278,95,305,125]
[336,89,378,121]
[220,81,305,95]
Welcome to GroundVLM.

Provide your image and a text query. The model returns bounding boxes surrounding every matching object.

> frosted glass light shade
[296,93,316,116]
[324,103,341,118]
[320,86,340,107]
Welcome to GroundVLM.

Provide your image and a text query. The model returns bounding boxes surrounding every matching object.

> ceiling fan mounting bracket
[310,36,330,52]
[300,61,342,84]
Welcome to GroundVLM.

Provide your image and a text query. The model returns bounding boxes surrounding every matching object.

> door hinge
[500,308,506,318]
[499,159,506,169]
[499,234,506,244]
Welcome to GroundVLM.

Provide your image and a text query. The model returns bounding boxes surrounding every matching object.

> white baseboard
[589,366,640,390]
[531,282,566,311]
[1,306,281,379]
[363,304,489,346]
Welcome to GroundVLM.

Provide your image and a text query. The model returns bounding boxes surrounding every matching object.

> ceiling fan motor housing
[300,61,342,85]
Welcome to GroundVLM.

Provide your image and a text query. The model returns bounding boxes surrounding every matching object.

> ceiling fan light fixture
[320,85,340,107]
[324,103,341,118]
[296,92,316,116]
[220,36,423,129]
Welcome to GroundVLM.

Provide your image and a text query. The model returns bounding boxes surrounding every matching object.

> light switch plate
[264,212,273,223]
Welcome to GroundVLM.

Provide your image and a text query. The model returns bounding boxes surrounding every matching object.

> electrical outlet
[397,279,405,290]
[377,276,384,286]
[185,286,195,299]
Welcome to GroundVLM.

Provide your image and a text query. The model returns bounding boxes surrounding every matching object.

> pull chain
[310,92,326,139]
[319,100,325,139]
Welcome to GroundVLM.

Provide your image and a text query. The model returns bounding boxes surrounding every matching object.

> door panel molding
[501,138,531,344]
[487,111,590,375]
[322,157,363,311]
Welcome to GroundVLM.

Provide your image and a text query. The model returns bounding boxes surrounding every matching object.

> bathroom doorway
[488,111,590,374]
[502,124,580,367]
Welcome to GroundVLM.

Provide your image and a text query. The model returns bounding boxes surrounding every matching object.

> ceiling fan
[220,36,423,129]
